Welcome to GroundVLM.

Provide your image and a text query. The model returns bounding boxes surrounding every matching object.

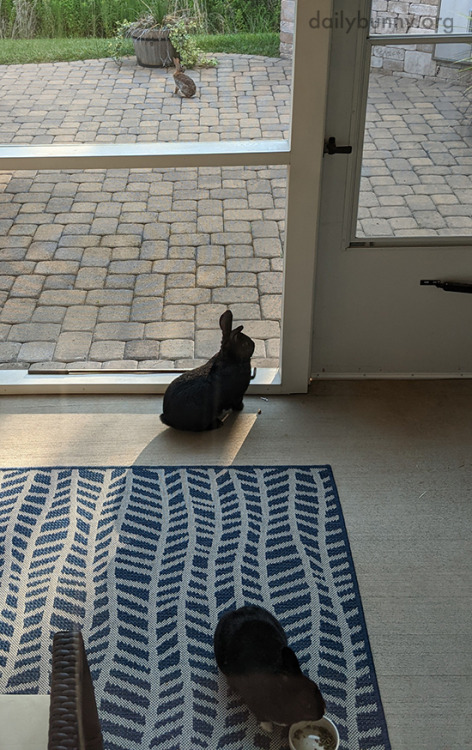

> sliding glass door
[0,0,332,394]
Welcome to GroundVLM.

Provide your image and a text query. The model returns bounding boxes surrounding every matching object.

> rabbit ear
[281,646,302,674]
[219,310,233,339]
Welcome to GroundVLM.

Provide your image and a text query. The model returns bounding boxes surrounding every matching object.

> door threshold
[0,368,282,395]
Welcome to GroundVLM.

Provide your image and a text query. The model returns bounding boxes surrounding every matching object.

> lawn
[0,32,280,65]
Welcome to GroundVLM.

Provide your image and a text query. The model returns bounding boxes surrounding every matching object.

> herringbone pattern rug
[0,466,391,750]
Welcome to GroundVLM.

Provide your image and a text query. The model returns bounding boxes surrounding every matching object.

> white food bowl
[289,716,340,750]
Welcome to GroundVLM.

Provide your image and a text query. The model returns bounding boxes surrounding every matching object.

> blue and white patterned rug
[0,466,390,750]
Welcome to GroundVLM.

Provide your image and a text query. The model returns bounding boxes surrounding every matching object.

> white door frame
[346,8,472,251]
[312,0,472,378]
[0,0,333,395]
[321,0,472,255]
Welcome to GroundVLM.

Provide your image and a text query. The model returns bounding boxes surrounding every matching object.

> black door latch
[323,137,353,155]
[420,280,472,294]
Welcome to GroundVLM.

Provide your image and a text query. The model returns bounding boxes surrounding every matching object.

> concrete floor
[0,379,471,749]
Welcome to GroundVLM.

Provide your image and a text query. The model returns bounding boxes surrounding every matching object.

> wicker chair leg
[48,631,103,750]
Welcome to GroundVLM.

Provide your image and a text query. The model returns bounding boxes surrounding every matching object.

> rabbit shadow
[133,410,259,466]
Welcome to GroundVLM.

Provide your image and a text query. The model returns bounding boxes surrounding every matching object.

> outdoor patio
[0,52,471,371]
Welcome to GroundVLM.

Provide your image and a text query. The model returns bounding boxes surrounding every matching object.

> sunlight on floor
[136,412,259,465]
[0,411,260,467]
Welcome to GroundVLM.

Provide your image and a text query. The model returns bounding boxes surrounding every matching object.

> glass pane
[0,165,285,372]
[356,44,472,238]
[369,0,468,36]
[0,54,291,146]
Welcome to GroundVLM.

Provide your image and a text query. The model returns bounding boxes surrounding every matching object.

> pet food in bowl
[289,717,339,750]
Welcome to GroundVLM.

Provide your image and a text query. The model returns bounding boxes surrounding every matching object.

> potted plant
[111,0,217,70]
[126,0,177,68]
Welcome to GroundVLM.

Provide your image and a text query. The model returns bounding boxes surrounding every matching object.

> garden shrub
[0,0,281,38]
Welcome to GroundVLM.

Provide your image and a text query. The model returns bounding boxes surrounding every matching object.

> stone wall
[279,0,472,82]
[280,0,295,58]
[371,0,440,77]
[371,0,441,38]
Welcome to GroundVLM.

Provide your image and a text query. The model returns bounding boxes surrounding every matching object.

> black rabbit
[214,605,326,731]
[160,310,255,431]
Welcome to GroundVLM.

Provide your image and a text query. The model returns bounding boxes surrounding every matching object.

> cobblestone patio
[0,54,471,370]
[359,71,472,237]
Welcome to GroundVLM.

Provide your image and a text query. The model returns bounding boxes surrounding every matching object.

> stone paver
[0,55,471,369]
[358,72,472,238]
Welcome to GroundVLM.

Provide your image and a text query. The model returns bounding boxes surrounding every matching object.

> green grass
[0,37,117,64]
[0,32,279,65]
[195,32,279,57]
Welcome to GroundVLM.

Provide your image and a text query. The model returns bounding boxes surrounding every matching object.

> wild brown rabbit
[173,57,196,98]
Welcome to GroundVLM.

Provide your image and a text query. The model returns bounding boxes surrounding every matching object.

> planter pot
[130,28,177,68]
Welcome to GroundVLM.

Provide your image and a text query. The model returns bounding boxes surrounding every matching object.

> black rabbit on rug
[214,605,326,732]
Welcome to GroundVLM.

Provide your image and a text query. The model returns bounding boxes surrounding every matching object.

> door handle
[420,280,472,294]
[323,137,353,155]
